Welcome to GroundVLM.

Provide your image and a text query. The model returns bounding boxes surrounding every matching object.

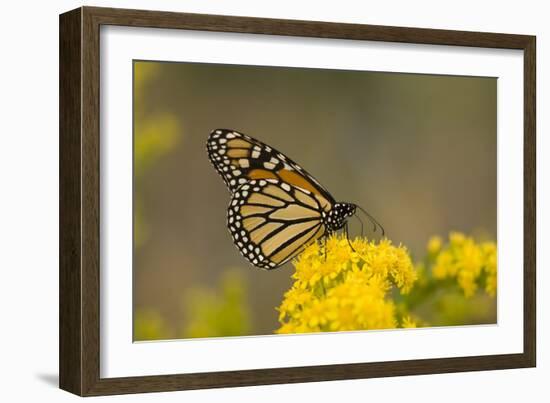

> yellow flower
[481,242,497,297]
[276,232,497,334]
[449,231,466,246]
[427,236,442,255]
[297,299,331,329]
[401,315,417,328]
[134,309,172,341]
[277,287,313,321]
[276,234,417,333]
[134,114,180,179]
[430,232,497,298]
[182,270,251,338]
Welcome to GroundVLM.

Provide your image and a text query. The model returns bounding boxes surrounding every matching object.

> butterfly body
[206,129,363,270]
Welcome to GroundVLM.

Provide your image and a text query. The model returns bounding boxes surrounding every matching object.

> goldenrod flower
[401,315,417,328]
[431,232,497,298]
[481,242,497,297]
[277,235,417,334]
[427,236,443,255]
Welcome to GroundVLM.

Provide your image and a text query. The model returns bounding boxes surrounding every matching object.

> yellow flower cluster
[430,232,497,297]
[276,235,417,334]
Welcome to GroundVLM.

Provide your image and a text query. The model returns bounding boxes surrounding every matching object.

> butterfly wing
[227,179,327,269]
[207,129,335,212]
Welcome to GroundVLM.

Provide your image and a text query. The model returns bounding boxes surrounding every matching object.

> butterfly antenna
[355,205,385,237]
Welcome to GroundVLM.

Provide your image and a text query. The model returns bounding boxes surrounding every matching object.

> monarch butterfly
[206,129,383,270]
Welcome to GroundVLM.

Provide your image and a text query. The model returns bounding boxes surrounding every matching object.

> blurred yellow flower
[277,235,417,334]
[134,309,172,341]
[449,231,466,245]
[134,61,160,94]
[481,242,497,297]
[134,114,180,179]
[427,236,442,255]
[401,315,417,328]
[133,61,182,247]
[183,269,252,338]
[431,232,497,298]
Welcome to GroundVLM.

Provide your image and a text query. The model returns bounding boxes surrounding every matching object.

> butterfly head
[324,202,356,232]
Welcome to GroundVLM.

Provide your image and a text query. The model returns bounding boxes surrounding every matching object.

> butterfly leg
[344,223,357,253]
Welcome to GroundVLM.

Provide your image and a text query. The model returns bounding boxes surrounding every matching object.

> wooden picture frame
[59,6,536,396]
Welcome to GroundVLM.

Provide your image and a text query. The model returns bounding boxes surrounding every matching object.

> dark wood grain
[84,353,532,396]
[59,7,82,395]
[86,6,532,49]
[81,6,102,396]
[523,38,536,367]
[59,6,537,396]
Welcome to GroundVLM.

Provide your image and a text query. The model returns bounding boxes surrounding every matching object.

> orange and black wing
[207,129,335,212]
[227,179,327,269]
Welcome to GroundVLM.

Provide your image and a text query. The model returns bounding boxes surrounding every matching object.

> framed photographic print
[59,6,536,396]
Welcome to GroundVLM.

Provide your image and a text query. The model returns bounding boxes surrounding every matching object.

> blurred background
[133,60,496,341]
